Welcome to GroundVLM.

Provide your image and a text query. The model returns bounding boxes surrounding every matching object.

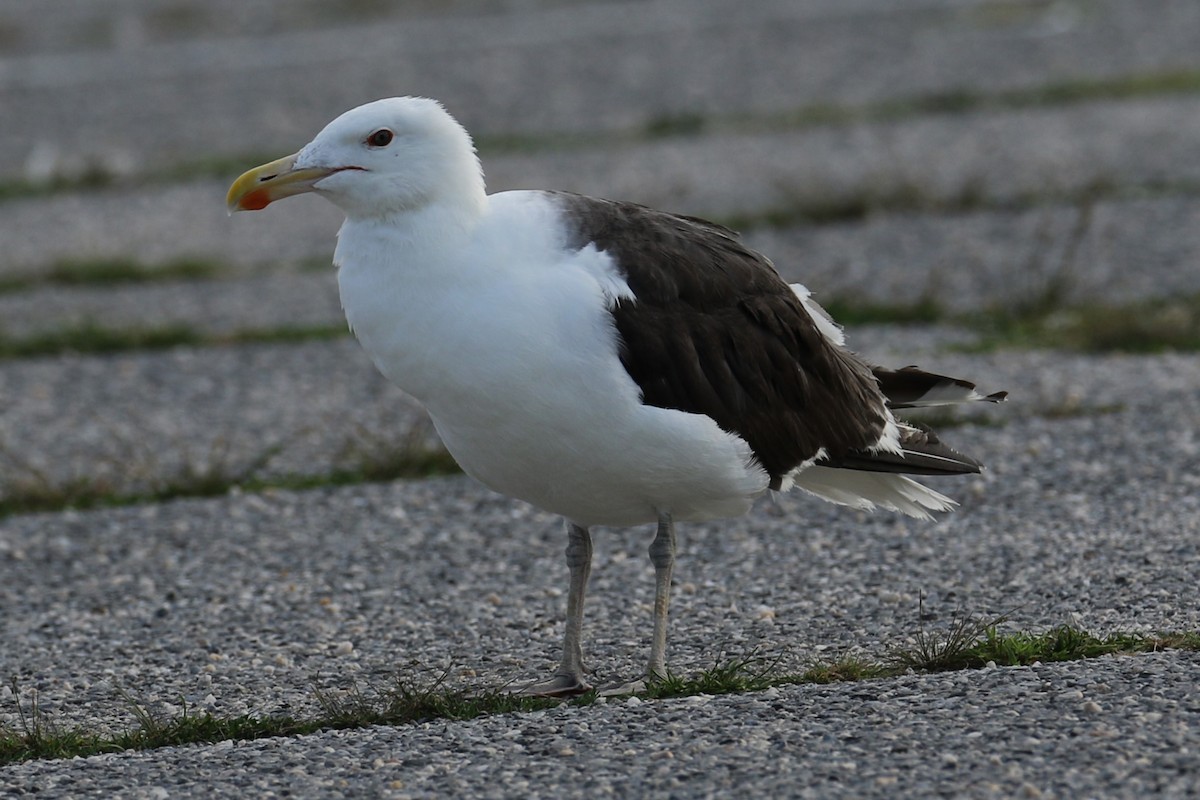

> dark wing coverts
[554,192,891,486]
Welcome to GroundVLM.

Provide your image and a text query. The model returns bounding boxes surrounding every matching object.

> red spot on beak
[240,189,272,211]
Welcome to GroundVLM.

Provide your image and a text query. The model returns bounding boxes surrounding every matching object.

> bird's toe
[517,672,592,698]
[597,677,649,697]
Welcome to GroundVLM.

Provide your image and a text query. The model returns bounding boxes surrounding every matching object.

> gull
[227,97,1004,695]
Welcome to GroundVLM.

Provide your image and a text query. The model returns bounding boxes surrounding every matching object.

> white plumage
[228,97,1003,694]
[337,189,771,527]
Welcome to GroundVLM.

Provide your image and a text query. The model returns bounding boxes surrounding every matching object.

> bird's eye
[367,129,394,148]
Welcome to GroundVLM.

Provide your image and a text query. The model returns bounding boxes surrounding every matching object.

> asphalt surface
[1,1,1199,797]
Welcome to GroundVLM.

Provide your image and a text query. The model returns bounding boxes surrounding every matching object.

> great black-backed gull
[227,97,1005,696]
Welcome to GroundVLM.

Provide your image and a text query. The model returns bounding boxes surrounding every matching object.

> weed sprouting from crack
[4,678,53,754]
[799,656,889,684]
[642,649,787,699]
[1,678,114,762]
[885,595,1011,672]
[887,612,1008,672]
[312,663,561,728]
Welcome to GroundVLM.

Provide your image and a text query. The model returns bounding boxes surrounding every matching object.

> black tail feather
[825,423,984,476]
[874,365,1007,409]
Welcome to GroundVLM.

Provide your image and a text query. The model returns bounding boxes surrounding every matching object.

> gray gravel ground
[0,327,1190,503]
[6,0,1200,184]
[0,270,342,339]
[1,345,1198,796]
[2,652,1198,799]
[2,0,1199,796]
[4,192,1200,339]
[6,97,1200,278]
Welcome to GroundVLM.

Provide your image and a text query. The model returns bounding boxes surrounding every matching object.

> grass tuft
[642,651,784,699]
[798,657,889,684]
[887,609,1006,672]
[966,626,1185,667]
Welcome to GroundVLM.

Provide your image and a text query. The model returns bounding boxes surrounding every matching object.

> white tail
[790,466,957,520]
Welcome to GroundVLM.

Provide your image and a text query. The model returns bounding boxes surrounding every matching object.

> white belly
[335,202,768,528]
[428,390,768,528]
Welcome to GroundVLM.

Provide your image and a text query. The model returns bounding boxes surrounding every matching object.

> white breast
[335,191,770,527]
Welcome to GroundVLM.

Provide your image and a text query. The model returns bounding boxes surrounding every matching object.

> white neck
[333,193,499,403]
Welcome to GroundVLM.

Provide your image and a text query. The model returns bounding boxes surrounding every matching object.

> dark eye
[367,129,394,147]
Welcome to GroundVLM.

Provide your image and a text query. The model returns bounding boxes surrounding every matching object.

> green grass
[819,296,946,326]
[2,624,1196,766]
[818,285,1200,355]
[814,70,1200,130]
[0,152,280,205]
[641,651,786,699]
[891,618,1200,672]
[719,171,1183,231]
[960,293,1200,354]
[0,438,460,520]
[0,320,349,360]
[0,322,205,358]
[0,254,327,294]
[27,257,220,289]
[4,295,1194,365]
[1,289,1194,369]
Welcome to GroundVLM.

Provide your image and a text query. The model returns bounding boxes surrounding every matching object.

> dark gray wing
[553,191,891,485]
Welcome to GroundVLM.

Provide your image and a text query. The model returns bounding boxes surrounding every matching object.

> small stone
[1082,700,1103,713]
[334,641,354,655]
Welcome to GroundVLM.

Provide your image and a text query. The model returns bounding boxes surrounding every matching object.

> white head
[227,97,486,220]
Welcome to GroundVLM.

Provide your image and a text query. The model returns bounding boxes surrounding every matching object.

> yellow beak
[226,153,337,212]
